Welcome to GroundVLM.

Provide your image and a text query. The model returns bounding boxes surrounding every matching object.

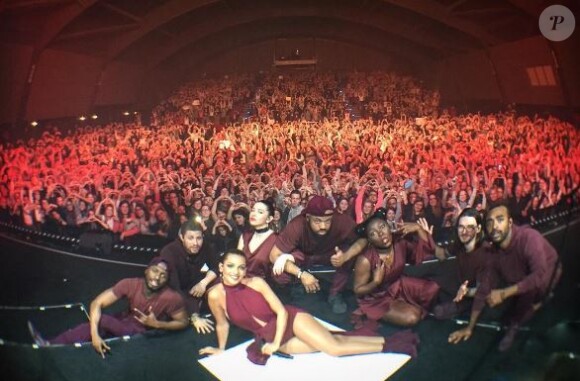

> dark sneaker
[328,294,347,314]
[27,321,49,347]
[498,324,519,352]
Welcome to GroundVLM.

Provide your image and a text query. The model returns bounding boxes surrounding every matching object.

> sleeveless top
[223,281,303,365]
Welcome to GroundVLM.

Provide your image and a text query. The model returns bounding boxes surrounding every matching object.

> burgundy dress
[241,231,277,279]
[352,239,440,328]
[224,282,304,365]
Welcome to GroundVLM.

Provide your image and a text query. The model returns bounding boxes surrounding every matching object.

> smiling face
[457,215,479,245]
[366,218,393,249]
[486,205,512,246]
[219,252,247,286]
[144,262,169,291]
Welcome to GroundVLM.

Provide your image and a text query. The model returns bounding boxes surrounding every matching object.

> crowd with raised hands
[0,70,578,248]
[343,71,440,121]
[5,69,579,363]
[152,73,257,127]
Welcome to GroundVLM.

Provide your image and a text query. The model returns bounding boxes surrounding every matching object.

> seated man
[28,257,188,358]
[159,219,218,332]
[432,208,490,320]
[448,201,561,351]
[270,195,367,314]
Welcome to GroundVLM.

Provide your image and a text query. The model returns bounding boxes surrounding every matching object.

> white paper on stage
[198,319,411,381]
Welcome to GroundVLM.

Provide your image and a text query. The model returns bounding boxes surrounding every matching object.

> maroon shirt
[490,225,558,295]
[242,231,277,278]
[275,212,357,258]
[456,242,492,313]
[112,278,185,323]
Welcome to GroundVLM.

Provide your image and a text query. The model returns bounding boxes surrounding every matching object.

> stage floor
[1,221,579,381]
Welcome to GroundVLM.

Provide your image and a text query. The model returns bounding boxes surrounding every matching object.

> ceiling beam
[105,0,218,61]
[100,2,142,23]
[3,0,70,11]
[138,4,472,75]
[54,23,139,42]
[381,0,502,46]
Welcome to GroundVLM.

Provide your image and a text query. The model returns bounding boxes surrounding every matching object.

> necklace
[378,248,394,267]
[254,226,270,234]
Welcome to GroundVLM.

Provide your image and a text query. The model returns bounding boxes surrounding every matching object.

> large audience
[1,70,578,247]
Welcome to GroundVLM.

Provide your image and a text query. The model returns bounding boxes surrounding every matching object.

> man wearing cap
[270,195,367,314]
[28,257,188,358]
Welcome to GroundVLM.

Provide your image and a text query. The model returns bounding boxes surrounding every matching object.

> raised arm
[251,277,288,355]
[199,287,229,355]
[89,288,119,358]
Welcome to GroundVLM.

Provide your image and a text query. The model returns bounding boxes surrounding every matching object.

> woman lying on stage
[199,249,419,365]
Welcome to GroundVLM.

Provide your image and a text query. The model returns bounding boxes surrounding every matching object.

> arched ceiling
[1,0,566,72]
[2,0,578,122]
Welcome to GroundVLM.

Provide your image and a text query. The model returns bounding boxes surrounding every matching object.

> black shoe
[328,294,347,314]
[498,324,519,352]
[27,321,49,347]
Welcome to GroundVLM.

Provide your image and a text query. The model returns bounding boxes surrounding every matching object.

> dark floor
[0,221,579,381]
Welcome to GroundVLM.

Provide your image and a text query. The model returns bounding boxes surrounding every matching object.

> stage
[0,220,579,381]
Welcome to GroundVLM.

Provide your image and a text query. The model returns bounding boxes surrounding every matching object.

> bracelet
[297,270,303,280]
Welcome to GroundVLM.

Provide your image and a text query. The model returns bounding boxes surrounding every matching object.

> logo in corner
[539,5,575,42]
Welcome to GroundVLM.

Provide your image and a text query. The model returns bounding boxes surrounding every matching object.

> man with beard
[270,195,367,314]
[159,220,218,333]
[433,208,490,321]
[448,202,560,351]
[28,258,188,358]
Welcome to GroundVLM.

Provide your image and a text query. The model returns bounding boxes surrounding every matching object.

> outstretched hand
[416,217,433,235]
[453,281,469,303]
[448,327,473,344]
[191,315,215,334]
[91,334,111,359]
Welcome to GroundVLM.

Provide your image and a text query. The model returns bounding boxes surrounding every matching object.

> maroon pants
[51,314,145,345]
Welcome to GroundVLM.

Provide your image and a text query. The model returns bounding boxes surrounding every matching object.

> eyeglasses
[457,225,477,232]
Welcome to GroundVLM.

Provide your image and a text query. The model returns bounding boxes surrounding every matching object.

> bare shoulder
[207,283,225,301]
[245,276,268,291]
[355,253,371,267]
